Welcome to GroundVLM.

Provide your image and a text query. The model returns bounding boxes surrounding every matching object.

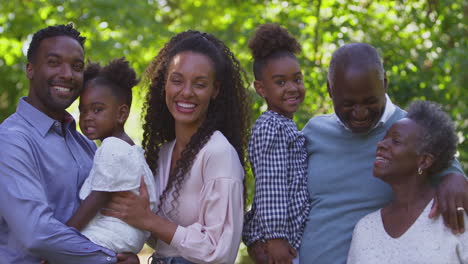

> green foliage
[1,0,467,262]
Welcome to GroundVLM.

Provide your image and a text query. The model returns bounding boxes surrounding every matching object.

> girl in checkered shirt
[242,23,311,264]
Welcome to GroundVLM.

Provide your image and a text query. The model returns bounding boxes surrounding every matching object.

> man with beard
[0,24,138,264]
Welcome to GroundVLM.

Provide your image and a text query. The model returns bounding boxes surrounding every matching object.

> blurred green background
[1,0,467,262]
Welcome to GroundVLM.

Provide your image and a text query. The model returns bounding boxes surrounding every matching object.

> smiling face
[79,82,126,141]
[255,56,304,118]
[26,36,85,120]
[373,118,423,185]
[165,51,219,133]
[329,66,387,133]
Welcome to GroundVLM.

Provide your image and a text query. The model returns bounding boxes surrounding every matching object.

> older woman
[347,100,467,264]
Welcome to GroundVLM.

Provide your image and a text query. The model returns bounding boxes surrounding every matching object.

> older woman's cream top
[151,131,244,264]
[347,199,468,264]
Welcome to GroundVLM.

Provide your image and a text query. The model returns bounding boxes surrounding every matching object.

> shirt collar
[334,94,396,132]
[16,97,76,137]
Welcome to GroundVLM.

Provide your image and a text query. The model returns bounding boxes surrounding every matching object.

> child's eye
[295,78,303,84]
[275,80,286,86]
[93,108,103,113]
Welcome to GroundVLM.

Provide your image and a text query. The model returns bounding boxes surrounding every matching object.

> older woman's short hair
[406,100,458,176]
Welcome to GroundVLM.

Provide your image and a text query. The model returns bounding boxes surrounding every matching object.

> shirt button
[54,122,60,127]
[107,256,112,261]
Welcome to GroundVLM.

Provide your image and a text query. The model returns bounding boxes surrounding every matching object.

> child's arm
[66,191,111,230]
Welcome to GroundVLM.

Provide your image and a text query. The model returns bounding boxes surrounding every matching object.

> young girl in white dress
[66,57,157,254]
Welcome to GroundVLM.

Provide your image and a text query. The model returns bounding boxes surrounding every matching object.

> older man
[298,43,467,263]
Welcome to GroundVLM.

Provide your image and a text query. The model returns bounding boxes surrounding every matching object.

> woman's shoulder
[199,131,244,182]
[354,209,382,232]
[202,131,237,155]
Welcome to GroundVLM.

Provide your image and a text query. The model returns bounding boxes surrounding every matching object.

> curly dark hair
[406,100,458,176]
[142,30,251,216]
[83,57,139,108]
[27,24,86,62]
[249,23,301,80]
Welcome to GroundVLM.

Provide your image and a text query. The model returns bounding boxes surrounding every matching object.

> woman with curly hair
[242,23,310,264]
[103,31,251,264]
[347,100,468,263]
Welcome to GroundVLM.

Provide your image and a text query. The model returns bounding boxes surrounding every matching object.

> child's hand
[266,239,296,264]
[117,252,140,263]
[248,241,269,264]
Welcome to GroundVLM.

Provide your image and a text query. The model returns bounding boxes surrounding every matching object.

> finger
[140,176,149,199]
[105,200,128,212]
[429,195,438,218]
[116,253,127,261]
[110,193,138,205]
[436,190,451,228]
[268,254,274,264]
[112,190,134,199]
[451,206,460,234]
[289,246,297,257]
[457,199,467,233]
[101,208,122,219]
[457,208,465,233]
[445,196,459,234]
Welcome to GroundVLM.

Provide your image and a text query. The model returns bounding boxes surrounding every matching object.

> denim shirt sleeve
[0,132,117,264]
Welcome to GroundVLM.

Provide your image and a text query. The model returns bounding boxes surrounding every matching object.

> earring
[418,167,423,175]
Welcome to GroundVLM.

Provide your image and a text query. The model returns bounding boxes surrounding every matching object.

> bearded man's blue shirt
[0,98,117,264]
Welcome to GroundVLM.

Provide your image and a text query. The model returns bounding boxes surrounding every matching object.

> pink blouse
[150,131,244,264]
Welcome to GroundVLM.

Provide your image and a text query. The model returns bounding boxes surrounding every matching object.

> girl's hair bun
[249,23,301,60]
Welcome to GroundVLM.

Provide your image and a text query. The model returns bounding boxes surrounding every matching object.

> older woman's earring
[418,167,423,175]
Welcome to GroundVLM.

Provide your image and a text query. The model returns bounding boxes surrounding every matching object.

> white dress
[79,137,158,253]
[347,199,468,264]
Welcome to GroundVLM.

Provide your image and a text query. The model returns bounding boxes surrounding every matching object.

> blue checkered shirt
[243,110,311,251]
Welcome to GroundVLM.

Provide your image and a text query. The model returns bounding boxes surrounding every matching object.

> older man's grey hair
[327,43,385,88]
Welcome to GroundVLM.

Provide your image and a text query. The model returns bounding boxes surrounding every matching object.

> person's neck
[174,123,198,151]
[109,129,134,146]
[389,175,434,211]
[25,96,66,122]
